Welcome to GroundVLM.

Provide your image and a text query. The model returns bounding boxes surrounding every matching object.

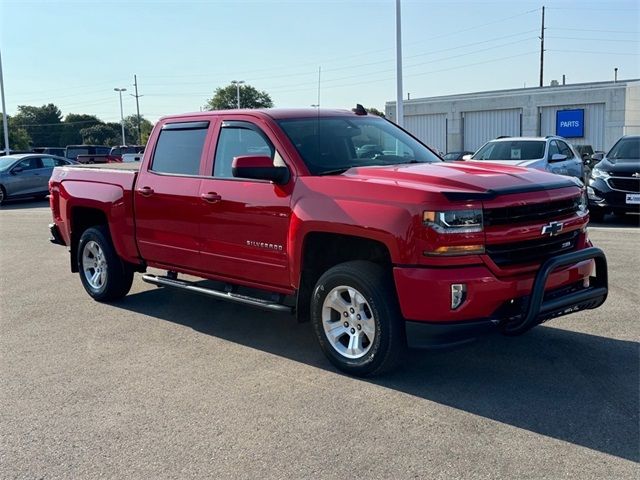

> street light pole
[395,0,404,127]
[114,87,127,145]
[231,80,245,109]
[0,49,10,155]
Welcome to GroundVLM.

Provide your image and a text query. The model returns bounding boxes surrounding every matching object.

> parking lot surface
[1,200,638,479]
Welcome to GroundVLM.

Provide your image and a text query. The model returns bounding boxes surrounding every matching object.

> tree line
[2,83,384,151]
[1,103,154,151]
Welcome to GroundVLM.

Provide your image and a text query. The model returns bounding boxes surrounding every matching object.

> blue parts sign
[556,109,584,138]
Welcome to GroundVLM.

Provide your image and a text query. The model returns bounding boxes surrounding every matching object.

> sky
[1,0,639,123]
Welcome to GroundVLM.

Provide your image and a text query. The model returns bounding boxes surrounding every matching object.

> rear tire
[77,226,134,301]
[0,185,6,205]
[311,261,405,377]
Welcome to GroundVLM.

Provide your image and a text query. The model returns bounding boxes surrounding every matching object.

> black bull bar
[502,246,608,335]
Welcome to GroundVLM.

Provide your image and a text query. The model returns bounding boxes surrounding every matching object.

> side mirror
[550,153,568,162]
[591,152,604,162]
[232,155,290,184]
[11,166,23,174]
[461,154,473,161]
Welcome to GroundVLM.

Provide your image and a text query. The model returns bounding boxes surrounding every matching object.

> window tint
[213,124,274,178]
[54,158,68,166]
[151,125,208,175]
[96,146,111,155]
[17,158,42,170]
[473,141,545,161]
[608,137,640,160]
[66,147,88,159]
[41,157,56,168]
[558,141,573,157]
[548,141,560,158]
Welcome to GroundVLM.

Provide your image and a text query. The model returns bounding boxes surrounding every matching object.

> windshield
[0,156,19,172]
[472,140,545,161]
[607,137,639,161]
[277,116,441,174]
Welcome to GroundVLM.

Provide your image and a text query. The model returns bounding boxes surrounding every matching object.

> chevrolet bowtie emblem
[541,221,564,236]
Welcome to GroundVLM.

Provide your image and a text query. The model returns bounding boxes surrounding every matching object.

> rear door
[134,119,213,270]
[198,118,293,288]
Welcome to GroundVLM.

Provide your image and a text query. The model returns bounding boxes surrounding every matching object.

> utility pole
[317,66,321,108]
[539,6,545,87]
[131,75,143,145]
[395,0,404,127]
[114,88,127,145]
[231,80,245,109]
[0,49,9,155]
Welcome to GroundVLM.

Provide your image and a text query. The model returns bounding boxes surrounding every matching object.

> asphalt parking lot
[1,200,638,479]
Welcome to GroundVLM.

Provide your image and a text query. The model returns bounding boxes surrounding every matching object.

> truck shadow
[0,198,50,210]
[114,286,639,462]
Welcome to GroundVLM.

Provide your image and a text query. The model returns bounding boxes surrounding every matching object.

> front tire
[77,226,133,301]
[311,261,405,376]
[0,185,6,205]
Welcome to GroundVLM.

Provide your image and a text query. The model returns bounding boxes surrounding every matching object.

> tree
[0,116,32,151]
[122,115,154,145]
[13,104,63,147]
[59,114,102,146]
[79,123,122,146]
[367,107,385,117]
[204,84,273,110]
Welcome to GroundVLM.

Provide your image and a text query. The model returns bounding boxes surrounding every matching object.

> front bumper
[588,178,640,213]
[397,247,608,348]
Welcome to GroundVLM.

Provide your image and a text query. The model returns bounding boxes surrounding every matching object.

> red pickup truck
[48,107,608,376]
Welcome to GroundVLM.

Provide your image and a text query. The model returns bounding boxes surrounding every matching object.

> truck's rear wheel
[311,261,405,376]
[77,226,133,301]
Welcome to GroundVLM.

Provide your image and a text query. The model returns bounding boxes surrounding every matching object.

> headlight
[590,167,610,179]
[423,209,483,233]
[578,189,588,214]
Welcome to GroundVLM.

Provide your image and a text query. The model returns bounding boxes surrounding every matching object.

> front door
[134,120,211,270]
[198,120,292,289]
[8,157,43,197]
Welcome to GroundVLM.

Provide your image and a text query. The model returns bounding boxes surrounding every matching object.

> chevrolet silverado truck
[48,106,608,376]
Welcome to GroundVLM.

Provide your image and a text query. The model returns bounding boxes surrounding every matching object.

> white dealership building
[385,79,640,154]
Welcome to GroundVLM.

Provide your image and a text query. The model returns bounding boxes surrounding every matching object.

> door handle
[137,186,154,196]
[201,192,222,203]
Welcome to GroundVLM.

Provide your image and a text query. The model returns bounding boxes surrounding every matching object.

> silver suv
[468,136,584,181]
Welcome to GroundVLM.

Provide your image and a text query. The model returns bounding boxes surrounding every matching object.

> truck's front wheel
[77,226,133,301]
[311,261,405,376]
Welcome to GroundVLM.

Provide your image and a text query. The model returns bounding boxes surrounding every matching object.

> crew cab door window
[213,122,276,178]
[151,122,209,175]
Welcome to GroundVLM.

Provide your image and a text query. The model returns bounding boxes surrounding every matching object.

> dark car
[33,147,67,157]
[587,135,640,221]
[443,151,474,161]
[0,154,75,205]
[65,145,111,161]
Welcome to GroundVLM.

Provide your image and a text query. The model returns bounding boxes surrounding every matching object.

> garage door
[540,103,605,151]
[403,113,447,154]
[463,109,522,151]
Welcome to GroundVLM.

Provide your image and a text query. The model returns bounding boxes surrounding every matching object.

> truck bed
[69,162,141,171]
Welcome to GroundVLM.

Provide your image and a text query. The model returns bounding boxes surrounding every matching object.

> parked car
[0,154,75,205]
[48,107,608,376]
[573,144,594,161]
[32,147,67,157]
[65,145,111,163]
[587,135,640,221]
[469,136,584,181]
[110,145,145,163]
[443,151,474,161]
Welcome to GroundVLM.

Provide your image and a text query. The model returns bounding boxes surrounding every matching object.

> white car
[467,136,585,181]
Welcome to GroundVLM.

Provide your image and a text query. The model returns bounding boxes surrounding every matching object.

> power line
[547,36,640,43]
[548,49,639,55]
[547,27,639,34]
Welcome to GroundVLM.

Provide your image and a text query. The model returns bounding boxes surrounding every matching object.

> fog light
[451,284,467,310]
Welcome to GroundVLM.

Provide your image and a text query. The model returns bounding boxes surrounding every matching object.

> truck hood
[345,161,576,198]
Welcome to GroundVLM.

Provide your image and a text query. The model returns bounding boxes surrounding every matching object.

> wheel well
[69,207,108,272]
[296,232,392,322]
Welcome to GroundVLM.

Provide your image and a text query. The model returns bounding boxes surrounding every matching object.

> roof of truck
[159,108,374,122]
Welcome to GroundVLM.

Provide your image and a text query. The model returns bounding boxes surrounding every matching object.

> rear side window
[41,157,56,168]
[151,122,209,175]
